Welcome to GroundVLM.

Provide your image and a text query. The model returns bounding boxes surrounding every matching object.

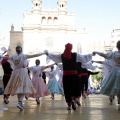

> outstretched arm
[0,55,9,60]
[92,60,104,64]
[45,50,62,63]
[2,51,7,55]
[82,61,98,70]
[77,52,95,63]
[0,52,7,63]
[27,52,46,59]
[88,71,99,75]
[93,52,107,59]
[42,63,57,70]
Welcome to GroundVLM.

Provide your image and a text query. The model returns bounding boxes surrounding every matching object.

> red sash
[78,73,88,77]
[63,70,77,75]
[4,74,11,76]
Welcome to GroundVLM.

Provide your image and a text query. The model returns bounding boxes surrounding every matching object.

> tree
[91,71,103,82]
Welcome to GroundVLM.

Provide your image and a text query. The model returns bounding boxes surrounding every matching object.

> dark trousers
[81,76,88,94]
[44,80,46,84]
[63,75,80,103]
[3,75,11,99]
[78,76,82,97]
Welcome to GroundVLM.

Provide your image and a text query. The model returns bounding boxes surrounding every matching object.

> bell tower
[57,0,67,14]
[32,0,42,13]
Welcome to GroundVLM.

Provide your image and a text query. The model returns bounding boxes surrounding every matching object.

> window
[42,17,46,24]
[54,17,58,24]
[48,17,52,24]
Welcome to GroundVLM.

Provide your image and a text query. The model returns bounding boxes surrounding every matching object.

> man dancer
[45,43,95,110]
[0,50,13,104]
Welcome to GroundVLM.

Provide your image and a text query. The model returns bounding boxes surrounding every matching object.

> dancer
[45,43,95,110]
[27,59,55,104]
[81,68,99,98]
[77,61,98,99]
[92,60,115,105]
[0,48,13,104]
[94,40,120,110]
[0,46,46,110]
[45,65,64,100]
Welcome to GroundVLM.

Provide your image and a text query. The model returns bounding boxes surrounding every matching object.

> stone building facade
[9,0,88,56]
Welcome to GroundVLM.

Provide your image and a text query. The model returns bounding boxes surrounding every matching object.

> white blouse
[45,70,57,79]
[106,51,120,66]
[9,54,28,70]
[28,66,42,78]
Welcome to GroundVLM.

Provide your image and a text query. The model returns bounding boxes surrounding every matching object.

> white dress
[4,54,36,95]
[28,66,50,98]
[100,51,120,96]
[46,70,64,94]
[100,60,115,87]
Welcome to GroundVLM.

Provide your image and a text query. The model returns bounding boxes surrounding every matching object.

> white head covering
[1,47,7,52]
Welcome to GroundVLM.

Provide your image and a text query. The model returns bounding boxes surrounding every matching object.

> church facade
[9,0,88,55]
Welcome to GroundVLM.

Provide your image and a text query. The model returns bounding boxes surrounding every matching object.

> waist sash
[63,70,77,75]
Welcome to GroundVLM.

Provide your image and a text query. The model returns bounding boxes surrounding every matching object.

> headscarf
[63,43,73,59]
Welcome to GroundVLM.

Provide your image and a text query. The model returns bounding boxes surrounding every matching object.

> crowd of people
[0,41,120,111]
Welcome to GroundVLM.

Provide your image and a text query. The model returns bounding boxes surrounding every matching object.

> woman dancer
[27,59,55,104]
[92,60,115,105]
[45,65,64,100]
[94,40,120,110]
[0,46,46,110]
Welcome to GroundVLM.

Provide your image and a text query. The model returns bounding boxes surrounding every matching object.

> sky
[0,0,120,42]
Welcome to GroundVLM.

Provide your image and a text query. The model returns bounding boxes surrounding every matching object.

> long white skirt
[4,68,36,96]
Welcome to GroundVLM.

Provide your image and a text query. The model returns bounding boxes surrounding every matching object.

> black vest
[77,62,82,74]
[81,68,88,73]
[2,61,13,74]
[61,53,77,70]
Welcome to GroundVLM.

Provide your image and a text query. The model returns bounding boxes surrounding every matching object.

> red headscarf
[1,54,9,64]
[63,43,73,59]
